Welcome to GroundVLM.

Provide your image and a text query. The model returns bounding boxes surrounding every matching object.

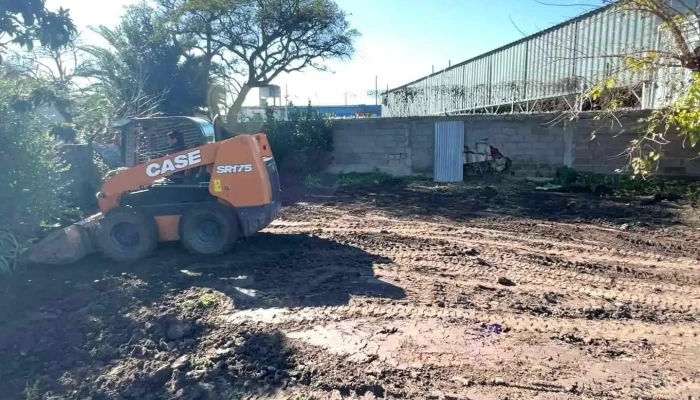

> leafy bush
[0,74,72,272]
[260,105,334,177]
[0,228,20,274]
[554,167,700,199]
[554,167,579,186]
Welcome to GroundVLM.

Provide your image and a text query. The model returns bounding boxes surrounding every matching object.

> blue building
[299,104,382,118]
[243,104,382,120]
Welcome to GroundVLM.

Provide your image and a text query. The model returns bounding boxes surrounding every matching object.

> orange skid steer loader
[27,117,281,264]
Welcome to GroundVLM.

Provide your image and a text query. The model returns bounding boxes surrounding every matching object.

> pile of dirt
[0,272,297,399]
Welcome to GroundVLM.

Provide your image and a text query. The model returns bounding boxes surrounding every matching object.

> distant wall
[328,112,700,177]
[241,104,383,120]
[329,119,428,176]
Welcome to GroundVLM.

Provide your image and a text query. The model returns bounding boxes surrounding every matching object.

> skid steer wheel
[179,203,239,255]
[96,207,159,262]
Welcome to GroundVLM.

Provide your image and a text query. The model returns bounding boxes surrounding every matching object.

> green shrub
[261,105,333,177]
[0,228,20,274]
[302,172,408,189]
[0,74,72,272]
[553,167,700,199]
[335,172,403,187]
[554,167,578,185]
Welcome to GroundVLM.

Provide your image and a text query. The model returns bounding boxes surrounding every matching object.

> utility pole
[386,84,389,104]
[344,92,356,106]
[284,85,288,121]
[375,76,378,106]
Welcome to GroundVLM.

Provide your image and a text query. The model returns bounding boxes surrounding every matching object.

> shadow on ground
[0,233,402,399]
[286,176,688,228]
[178,233,405,310]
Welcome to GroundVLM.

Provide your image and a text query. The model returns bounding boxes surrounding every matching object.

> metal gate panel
[434,121,464,182]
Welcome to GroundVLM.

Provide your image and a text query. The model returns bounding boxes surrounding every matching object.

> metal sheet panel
[434,121,464,182]
[651,14,698,108]
[491,41,526,105]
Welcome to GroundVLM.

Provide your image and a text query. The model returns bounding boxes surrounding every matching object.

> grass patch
[193,357,214,369]
[303,172,428,189]
[181,292,219,311]
[197,293,219,308]
[553,167,700,200]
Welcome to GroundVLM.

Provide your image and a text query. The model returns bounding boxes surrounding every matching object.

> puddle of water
[222,309,502,365]
[223,308,291,324]
[268,220,311,227]
[287,319,502,366]
[234,287,257,297]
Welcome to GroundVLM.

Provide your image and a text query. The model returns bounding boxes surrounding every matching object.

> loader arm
[98,134,274,213]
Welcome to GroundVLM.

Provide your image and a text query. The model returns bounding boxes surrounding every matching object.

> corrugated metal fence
[386,3,686,117]
[434,121,464,182]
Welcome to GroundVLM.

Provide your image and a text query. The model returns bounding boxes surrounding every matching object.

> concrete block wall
[459,115,566,176]
[573,119,632,175]
[329,111,700,178]
[574,115,700,176]
[329,119,419,176]
[408,120,434,174]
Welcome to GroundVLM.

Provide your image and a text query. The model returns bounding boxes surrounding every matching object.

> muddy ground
[1,178,700,400]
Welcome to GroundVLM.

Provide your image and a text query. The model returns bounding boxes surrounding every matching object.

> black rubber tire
[96,207,159,262]
[178,203,239,255]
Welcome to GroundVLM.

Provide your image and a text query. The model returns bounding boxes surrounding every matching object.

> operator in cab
[165,130,188,182]
[166,130,186,155]
[165,129,207,183]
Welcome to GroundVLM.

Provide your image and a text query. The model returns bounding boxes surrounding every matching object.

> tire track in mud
[395,256,700,312]
[378,267,700,325]
[267,217,700,328]
[260,207,700,399]
[515,252,700,287]
[267,219,700,313]
[223,303,700,345]
[271,224,700,306]
[271,220,700,273]
[270,220,700,302]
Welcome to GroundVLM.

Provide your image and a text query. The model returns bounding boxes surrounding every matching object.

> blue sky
[46,0,600,105]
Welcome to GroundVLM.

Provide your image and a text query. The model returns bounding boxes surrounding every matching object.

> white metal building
[384,1,699,117]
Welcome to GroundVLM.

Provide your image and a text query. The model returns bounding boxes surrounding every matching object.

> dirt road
[1,180,699,399]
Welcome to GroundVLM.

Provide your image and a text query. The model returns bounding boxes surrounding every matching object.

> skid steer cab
[91,117,281,262]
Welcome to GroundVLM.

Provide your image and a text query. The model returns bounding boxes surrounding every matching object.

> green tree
[156,0,233,80]
[81,3,209,120]
[162,0,358,131]
[0,73,71,272]
[261,102,333,176]
[0,0,76,56]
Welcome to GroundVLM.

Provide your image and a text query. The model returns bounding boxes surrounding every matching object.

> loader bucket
[25,213,103,265]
